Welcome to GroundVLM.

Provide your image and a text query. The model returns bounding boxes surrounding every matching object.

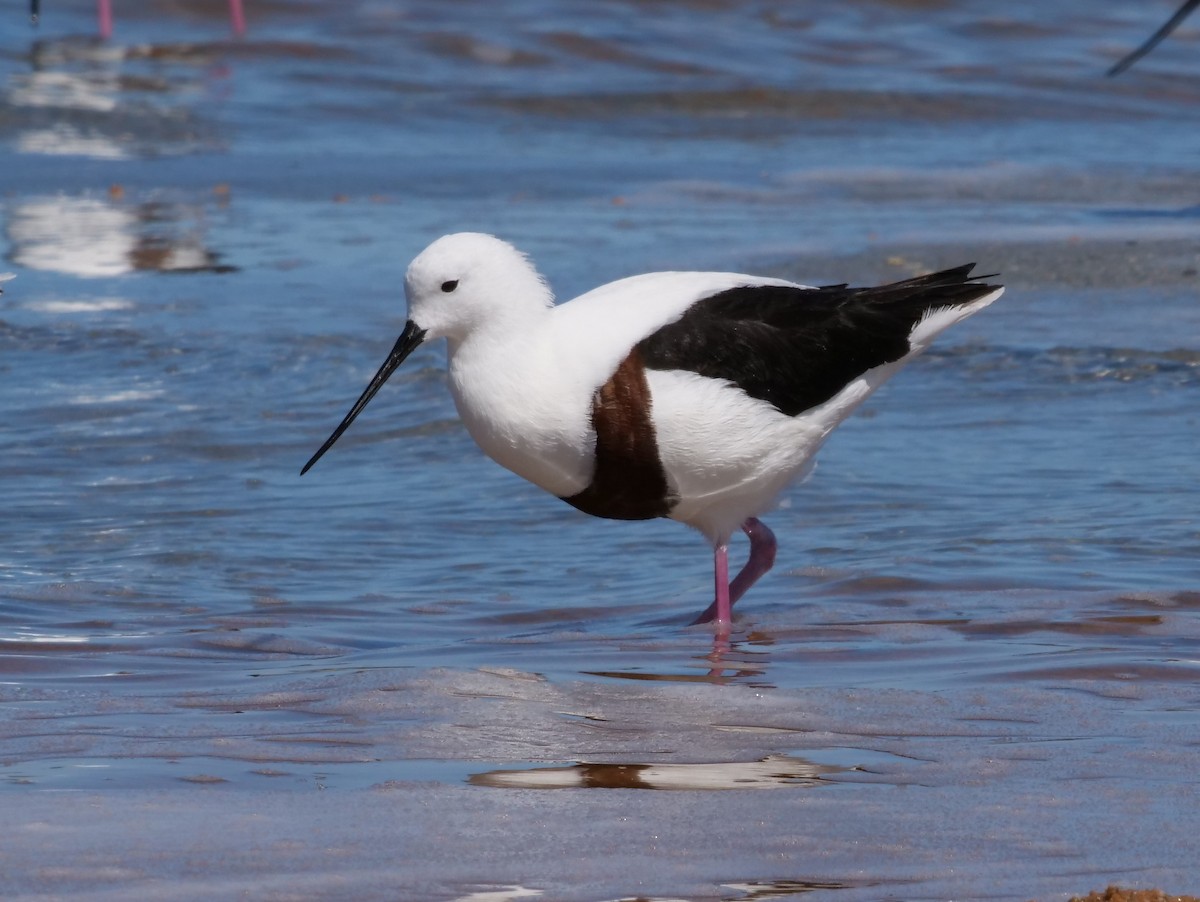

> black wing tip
[822,263,1000,295]
[956,263,1002,291]
[833,263,1001,315]
[883,262,1002,295]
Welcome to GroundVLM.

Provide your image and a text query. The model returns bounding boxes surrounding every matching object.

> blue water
[1,2,1199,898]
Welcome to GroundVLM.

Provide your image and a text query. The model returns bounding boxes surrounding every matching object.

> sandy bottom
[6,658,1200,901]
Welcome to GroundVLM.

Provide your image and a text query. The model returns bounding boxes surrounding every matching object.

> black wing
[636,264,1000,418]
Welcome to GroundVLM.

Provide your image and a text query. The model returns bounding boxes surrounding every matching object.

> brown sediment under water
[1067,889,1200,902]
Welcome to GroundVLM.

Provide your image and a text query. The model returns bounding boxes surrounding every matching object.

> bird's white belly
[448,352,595,499]
[645,366,896,542]
[643,370,811,537]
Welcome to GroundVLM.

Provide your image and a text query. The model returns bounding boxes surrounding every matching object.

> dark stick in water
[1108,0,1199,76]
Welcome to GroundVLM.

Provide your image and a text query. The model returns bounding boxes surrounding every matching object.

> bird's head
[403,232,552,345]
[300,232,550,475]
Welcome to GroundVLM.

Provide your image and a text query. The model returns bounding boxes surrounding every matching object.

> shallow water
[1,2,1199,900]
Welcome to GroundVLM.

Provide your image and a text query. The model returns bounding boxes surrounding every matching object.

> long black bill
[300,320,427,475]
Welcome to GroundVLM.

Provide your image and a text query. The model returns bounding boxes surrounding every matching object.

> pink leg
[98,0,112,38]
[229,0,246,36]
[712,542,731,627]
[691,517,778,625]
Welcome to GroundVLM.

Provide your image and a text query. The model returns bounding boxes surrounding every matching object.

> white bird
[302,233,1002,629]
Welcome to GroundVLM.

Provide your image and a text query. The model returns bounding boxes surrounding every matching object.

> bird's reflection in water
[583,627,775,687]
[469,753,835,791]
[6,191,234,277]
[6,34,233,161]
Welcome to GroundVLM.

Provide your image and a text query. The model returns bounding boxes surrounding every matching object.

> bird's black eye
[441,280,459,293]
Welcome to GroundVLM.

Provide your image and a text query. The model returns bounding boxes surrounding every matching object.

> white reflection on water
[68,388,164,405]
[5,36,230,161]
[9,197,135,276]
[6,194,226,276]
[22,297,133,313]
[17,123,128,159]
[8,51,124,112]
[8,40,129,159]
[450,888,544,902]
[0,634,90,644]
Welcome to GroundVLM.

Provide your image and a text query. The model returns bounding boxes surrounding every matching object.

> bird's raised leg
[729,517,776,605]
[691,517,778,626]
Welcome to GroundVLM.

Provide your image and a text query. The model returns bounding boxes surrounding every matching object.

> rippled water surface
[1,2,1199,900]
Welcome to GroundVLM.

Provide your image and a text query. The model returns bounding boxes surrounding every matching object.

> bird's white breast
[447,329,596,498]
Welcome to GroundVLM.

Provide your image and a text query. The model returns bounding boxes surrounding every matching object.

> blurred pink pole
[97,0,112,38]
[95,1,246,40]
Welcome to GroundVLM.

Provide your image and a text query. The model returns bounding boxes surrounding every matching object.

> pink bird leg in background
[95,0,246,39]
